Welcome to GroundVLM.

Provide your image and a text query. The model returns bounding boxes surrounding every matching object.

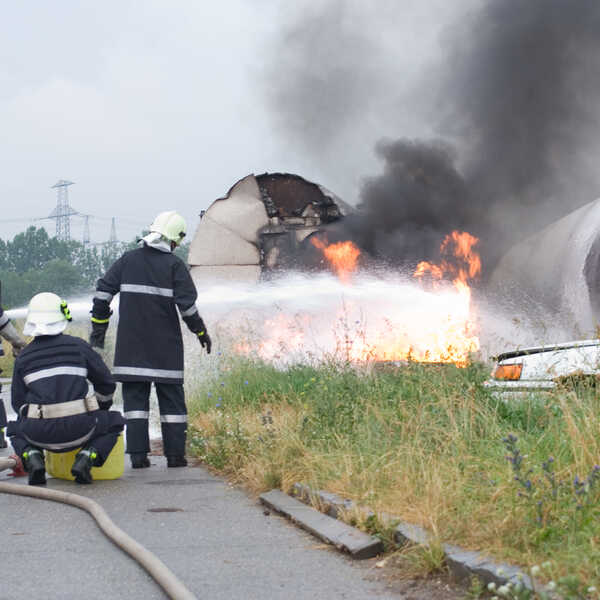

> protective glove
[95,393,113,411]
[90,321,109,349]
[197,330,212,355]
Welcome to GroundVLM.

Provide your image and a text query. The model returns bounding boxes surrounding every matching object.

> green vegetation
[0,226,128,307]
[186,357,600,593]
[0,226,190,308]
[0,338,16,378]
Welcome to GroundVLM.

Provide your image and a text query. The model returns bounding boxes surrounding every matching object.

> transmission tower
[83,215,91,246]
[49,180,76,241]
[109,217,118,245]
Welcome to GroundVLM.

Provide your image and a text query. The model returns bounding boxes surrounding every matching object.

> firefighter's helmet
[149,211,187,245]
[24,292,72,337]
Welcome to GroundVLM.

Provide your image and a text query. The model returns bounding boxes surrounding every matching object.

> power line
[0,214,147,227]
[1,183,151,245]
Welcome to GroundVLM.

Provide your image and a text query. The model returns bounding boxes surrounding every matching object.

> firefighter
[90,211,211,469]
[7,293,124,485]
[0,301,27,448]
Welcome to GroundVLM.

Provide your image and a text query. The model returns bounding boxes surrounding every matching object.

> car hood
[496,339,600,362]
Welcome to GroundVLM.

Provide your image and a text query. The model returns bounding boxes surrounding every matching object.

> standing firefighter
[90,211,211,469]
[0,296,27,448]
[8,293,124,485]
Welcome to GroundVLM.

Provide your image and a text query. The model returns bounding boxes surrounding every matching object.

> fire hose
[0,456,197,600]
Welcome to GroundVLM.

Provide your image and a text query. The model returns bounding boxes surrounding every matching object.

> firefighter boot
[166,455,188,468]
[131,453,151,469]
[71,447,98,484]
[0,428,7,449]
[22,448,46,486]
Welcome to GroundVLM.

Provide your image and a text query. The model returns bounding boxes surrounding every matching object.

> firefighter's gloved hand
[95,393,113,410]
[90,322,109,349]
[197,331,212,355]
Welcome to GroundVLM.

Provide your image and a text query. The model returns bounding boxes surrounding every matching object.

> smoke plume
[265,0,600,272]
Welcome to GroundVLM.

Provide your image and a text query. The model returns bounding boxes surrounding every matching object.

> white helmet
[23,292,72,337]
[149,211,187,245]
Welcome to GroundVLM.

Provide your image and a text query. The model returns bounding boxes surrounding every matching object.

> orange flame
[234,230,481,368]
[414,230,481,287]
[311,237,361,283]
[409,230,480,365]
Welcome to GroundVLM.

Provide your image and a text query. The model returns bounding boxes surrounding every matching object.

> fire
[410,230,481,365]
[414,230,481,284]
[311,237,361,283]
[234,313,306,361]
[233,230,481,368]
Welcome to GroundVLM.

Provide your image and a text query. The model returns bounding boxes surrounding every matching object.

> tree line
[0,226,189,308]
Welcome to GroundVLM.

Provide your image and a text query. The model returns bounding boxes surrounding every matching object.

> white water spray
[5,277,583,366]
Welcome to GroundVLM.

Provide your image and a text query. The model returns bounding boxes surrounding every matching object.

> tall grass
[186,356,600,588]
[0,339,17,377]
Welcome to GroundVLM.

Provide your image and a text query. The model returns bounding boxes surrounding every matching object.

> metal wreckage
[188,172,352,283]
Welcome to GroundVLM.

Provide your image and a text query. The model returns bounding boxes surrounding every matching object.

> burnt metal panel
[189,172,350,281]
[256,173,343,223]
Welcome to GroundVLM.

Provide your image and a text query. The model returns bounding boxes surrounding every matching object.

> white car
[484,339,600,397]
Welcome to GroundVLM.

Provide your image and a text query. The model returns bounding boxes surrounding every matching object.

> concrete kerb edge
[291,483,536,592]
[259,489,384,559]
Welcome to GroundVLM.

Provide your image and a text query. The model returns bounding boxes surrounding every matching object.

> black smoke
[265,0,600,273]
[333,139,473,266]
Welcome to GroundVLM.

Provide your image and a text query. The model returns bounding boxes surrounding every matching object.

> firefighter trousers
[122,382,187,457]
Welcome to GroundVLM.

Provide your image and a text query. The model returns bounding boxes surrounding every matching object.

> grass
[186,355,600,592]
[0,338,17,378]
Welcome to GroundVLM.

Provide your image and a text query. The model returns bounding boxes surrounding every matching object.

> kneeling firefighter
[90,211,211,469]
[7,293,125,485]
[0,292,28,448]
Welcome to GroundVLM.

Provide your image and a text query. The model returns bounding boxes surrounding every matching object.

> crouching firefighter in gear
[90,211,211,469]
[0,286,28,448]
[7,293,125,485]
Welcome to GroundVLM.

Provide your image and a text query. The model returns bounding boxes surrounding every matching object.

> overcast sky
[0,1,470,243]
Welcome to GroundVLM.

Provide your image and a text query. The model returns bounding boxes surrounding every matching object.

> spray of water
[6,297,95,323]
[5,282,578,367]
[193,273,570,364]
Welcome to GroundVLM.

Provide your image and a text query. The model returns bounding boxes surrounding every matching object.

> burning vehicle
[188,173,352,283]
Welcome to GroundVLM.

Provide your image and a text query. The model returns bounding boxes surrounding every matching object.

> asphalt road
[0,382,402,600]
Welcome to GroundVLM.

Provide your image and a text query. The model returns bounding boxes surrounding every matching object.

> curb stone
[292,483,535,591]
[259,489,384,559]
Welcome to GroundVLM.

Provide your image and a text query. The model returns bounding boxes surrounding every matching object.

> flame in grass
[235,314,306,362]
[409,230,481,365]
[311,237,361,283]
[234,230,481,367]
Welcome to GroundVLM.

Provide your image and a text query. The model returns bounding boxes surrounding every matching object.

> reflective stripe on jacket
[10,334,118,448]
[92,244,204,384]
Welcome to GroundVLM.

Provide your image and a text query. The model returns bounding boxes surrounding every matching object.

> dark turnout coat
[92,244,204,384]
[8,334,123,452]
